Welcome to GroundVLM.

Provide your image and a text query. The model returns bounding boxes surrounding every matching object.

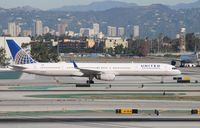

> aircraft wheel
[90,80,94,84]
[87,80,94,84]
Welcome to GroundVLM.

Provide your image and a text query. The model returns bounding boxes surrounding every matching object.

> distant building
[179,28,186,52]
[34,19,43,36]
[80,28,95,37]
[57,23,67,36]
[107,26,117,37]
[66,31,75,37]
[8,22,21,37]
[118,27,125,37]
[133,25,139,39]
[86,39,95,48]
[176,34,180,39]
[49,29,56,35]
[97,32,105,39]
[2,29,9,36]
[89,29,95,37]
[101,22,108,35]
[80,28,90,37]
[93,23,100,35]
[23,30,32,37]
[16,25,21,36]
[0,37,31,59]
[104,37,128,49]
[59,37,87,51]
[43,26,50,35]
[8,22,16,36]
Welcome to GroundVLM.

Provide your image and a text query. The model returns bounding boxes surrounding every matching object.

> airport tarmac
[1,121,200,128]
[0,97,200,110]
[0,117,200,128]
[0,67,200,127]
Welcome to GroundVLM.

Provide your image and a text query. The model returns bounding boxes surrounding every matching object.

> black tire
[90,80,94,84]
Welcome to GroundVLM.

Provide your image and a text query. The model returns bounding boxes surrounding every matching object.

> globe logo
[14,50,35,64]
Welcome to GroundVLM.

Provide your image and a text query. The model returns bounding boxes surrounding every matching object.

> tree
[48,46,60,62]
[31,42,59,62]
[106,47,114,55]
[171,39,180,52]
[137,41,149,56]
[21,43,30,49]
[0,47,7,66]
[186,33,195,51]
[123,47,129,54]
[114,44,124,54]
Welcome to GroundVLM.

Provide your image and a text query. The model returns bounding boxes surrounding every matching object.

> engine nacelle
[171,60,176,66]
[95,73,115,81]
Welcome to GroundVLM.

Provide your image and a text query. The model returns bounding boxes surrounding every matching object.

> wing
[71,61,116,81]
[79,68,101,76]
[71,60,101,76]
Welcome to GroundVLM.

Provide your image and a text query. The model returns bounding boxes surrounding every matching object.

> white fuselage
[12,62,181,77]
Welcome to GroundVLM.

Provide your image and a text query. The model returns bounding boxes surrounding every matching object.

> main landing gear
[53,77,59,84]
[161,76,164,84]
[86,80,94,84]
[86,76,94,84]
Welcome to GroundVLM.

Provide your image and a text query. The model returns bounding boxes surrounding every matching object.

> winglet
[71,60,78,69]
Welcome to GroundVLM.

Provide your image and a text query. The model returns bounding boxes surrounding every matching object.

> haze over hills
[1,1,200,38]
[10,6,41,12]
[2,0,200,12]
[172,0,200,9]
[0,0,199,11]
[51,0,200,11]
[51,1,137,12]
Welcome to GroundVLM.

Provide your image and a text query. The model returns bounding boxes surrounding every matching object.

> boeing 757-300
[6,39,181,84]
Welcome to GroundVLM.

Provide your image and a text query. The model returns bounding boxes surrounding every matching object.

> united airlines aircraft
[7,39,181,84]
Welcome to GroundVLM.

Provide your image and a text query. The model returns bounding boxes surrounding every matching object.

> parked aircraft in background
[171,52,200,67]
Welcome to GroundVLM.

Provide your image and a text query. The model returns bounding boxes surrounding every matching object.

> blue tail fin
[6,39,36,64]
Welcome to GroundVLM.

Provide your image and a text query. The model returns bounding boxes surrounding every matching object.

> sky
[0,0,197,10]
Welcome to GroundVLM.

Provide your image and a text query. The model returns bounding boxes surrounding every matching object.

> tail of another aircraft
[6,39,37,64]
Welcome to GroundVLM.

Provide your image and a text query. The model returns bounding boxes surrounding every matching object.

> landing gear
[86,80,94,84]
[86,75,94,84]
[53,77,59,84]
[161,76,164,84]
[197,62,200,67]
[180,62,185,67]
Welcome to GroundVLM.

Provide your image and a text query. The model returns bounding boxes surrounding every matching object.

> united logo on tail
[6,39,37,64]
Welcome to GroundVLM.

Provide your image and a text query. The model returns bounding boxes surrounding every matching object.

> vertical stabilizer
[6,39,37,64]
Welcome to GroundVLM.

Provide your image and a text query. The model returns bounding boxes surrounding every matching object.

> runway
[1,121,200,128]
[0,117,200,122]
[0,99,200,110]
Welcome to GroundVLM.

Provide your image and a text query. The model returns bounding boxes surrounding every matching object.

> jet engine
[171,60,176,66]
[95,73,115,81]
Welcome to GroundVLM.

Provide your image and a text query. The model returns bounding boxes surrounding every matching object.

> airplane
[171,52,200,67]
[6,39,181,84]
